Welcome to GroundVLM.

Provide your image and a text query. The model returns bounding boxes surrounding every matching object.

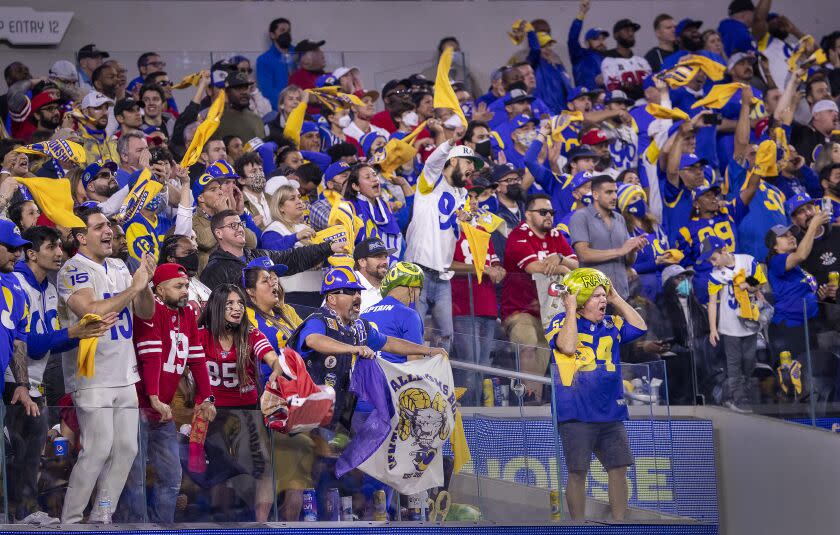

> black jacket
[199,243,332,291]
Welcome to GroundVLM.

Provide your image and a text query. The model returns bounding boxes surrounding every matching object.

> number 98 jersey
[545,312,646,423]
[58,254,139,392]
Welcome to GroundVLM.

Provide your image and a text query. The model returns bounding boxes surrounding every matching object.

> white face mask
[443,114,463,129]
[337,114,352,128]
[401,111,419,128]
[516,131,537,146]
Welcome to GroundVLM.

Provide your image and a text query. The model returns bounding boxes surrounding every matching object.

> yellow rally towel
[787,35,814,74]
[180,91,226,168]
[754,139,779,177]
[77,313,103,377]
[14,177,85,228]
[691,83,760,110]
[459,220,491,283]
[678,54,726,82]
[309,86,365,109]
[773,127,791,161]
[115,168,163,223]
[283,97,309,146]
[434,47,468,129]
[311,225,349,245]
[451,385,472,474]
[550,111,583,143]
[15,139,87,166]
[172,72,204,89]
[659,248,684,263]
[660,64,701,88]
[645,103,690,122]
[733,270,760,321]
[507,19,533,45]
[375,121,428,180]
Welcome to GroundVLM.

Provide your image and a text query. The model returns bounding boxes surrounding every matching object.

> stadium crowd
[0,0,839,525]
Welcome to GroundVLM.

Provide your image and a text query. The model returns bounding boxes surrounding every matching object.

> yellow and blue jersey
[246,306,302,388]
[0,272,30,394]
[725,160,788,261]
[545,312,645,423]
[124,211,172,263]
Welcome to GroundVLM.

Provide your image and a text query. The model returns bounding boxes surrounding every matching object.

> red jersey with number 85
[197,326,274,407]
[133,300,213,420]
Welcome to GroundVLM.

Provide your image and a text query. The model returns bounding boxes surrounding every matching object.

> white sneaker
[19,511,60,526]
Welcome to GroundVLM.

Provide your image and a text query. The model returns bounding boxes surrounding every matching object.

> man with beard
[601,19,652,101]
[405,141,483,354]
[79,91,119,165]
[370,79,414,134]
[568,0,608,88]
[158,234,209,309]
[288,267,446,433]
[81,161,120,204]
[644,14,677,72]
[353,238,396,313]
[26,93,62,141]
[257,18,296,110]
[216,72,265,141]
[115,263,215,523]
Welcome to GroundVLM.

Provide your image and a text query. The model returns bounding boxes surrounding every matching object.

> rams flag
[114,168,163,223]
[181,91,225,168]
[16,139,87,166]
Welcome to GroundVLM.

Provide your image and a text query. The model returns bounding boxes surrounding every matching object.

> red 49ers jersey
[197,326,274,407]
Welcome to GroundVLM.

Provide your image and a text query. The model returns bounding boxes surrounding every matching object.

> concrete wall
[3,0,837,101]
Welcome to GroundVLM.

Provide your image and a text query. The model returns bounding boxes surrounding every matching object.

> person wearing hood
[256,17,296,110]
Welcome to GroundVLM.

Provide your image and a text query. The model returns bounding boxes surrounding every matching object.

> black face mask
[474,139,492,159]
[505,184,523,200]
[276,32,292,49]
[175,251,199,276]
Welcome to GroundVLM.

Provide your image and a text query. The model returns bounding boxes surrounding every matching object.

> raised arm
[733,85,754,163]
[786,210,830,270]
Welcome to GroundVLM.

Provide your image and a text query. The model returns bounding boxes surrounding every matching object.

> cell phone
[703,113,722,125]
[822,197,833,215]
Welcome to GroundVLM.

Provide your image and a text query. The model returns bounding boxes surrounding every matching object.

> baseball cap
[211,60,233,88]
[0,220,31,249]
[81,91,114,109]
[243,256,289,278]
[785,193,816,216]
[728,0,755,16]
[812,99,839,114]
[301,121,319,135]
[77,44,110,61]
[568,86,599,102]
[295,39,325,54]
[81,161,118,189]
[191,172,225,200]
[580,129,609,146]
[504,88,535,105]
[407,73,433,88]
[359,89,379,103]
[226,71,253,88]
[152,263,189,287]
[691,182,721,202]
[585,28,609,41]
[332,66,358,80]
[605,90,634,105]
[490,163,523,182]
[613,19,641,34]
[570,170,597,190]
[353,238,396,261]
[49,60,79,82]
[662,264,694,286]
[325,161,352,182]
[30,92,60,112]
[680,153,708,169]
[381,79,409,98]
[509,114,538,130]
[676,18,703,36]
[114,97,144,116]
[567,145,599,162]
[315,73,338,88]
[446,145,485,170]
[698,236,728,263]
[467,175,496,192]
[764,224,793,250]
[727,52,756,71]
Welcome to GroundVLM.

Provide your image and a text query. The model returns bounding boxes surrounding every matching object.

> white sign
[0,7,72,46]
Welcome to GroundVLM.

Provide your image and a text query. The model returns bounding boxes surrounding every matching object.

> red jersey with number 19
[197,327,274,407]
[133,300,212,420]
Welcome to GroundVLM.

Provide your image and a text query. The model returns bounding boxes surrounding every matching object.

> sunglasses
[332,288,361,296]
[528,208,556,217]
[156,80,173,87]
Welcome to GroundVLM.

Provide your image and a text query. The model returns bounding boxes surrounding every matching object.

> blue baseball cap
[509,114,538,130]
[698,235,728,263]
[680,153,708,170]
[676,18,703,36]
[321,267,366,294]
[585,27,609,41]
[0,220,30,249]
[325,161,352,182]
[490,163,523,182]
[691,182,721,202]
[191,172,225,200]
[570,170,597,190]
[81,160,118,189]
[785,193,816,216]
[567,144,599,162]
[316,73,338,88]
[360,132,386,157]
[243,256,288,279]
[568,86,599,101]
[301,121,319,135]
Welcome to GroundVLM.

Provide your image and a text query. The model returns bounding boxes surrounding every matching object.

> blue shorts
[558,420,634,472]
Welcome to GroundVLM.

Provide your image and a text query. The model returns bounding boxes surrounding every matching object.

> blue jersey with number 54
[545,312,645,423]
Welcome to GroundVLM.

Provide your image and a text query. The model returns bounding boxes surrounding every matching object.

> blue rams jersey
[247,306,300,388]
[361,296,424,364]
[725,160,788,261]
[545,312,645,423]
[661,178,693,243]
[0,272,30,393]
[124,211,172,263]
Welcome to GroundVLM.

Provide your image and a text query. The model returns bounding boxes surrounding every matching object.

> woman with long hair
[616,183,673,301]
[197,284,286,522]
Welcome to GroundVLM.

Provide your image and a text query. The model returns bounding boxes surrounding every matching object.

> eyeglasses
[220,221,246,231]
[331,288,361,296]
[527,208,556,217]
[156,80,173,87]
[225,302,245,311]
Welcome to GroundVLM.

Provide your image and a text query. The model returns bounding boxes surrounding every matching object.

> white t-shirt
[343,121,389,144]
[58,254,140,391]
[759,34,793,90]
[7,272,57,397]
[356,270,382,314]
[404,140,466,274]
[709,254,765,337]
[263,220,323,293]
